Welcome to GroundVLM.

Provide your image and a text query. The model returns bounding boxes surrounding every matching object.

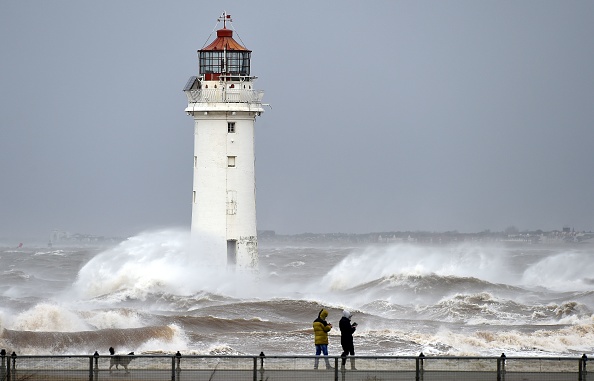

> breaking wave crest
[0,325,182,355]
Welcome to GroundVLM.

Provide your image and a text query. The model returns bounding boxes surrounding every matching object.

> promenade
[2,368,588,381]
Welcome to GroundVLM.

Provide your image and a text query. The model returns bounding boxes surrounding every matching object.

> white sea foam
[135,324,190,354]
[11,303,90,332]
[364,321,594,356]
[82,309,145,329]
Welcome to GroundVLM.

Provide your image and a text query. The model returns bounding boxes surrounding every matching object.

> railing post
[497,353,506,381]
[5,352,9,381]
[10,352,16,381]
[252,357,257,381]
[334,357,338,381]
[258,353,266,381]
[1,349,6,381]
[416,352,425,381]
[92,351,99,381]
[580,354,588,381]
[171,356,175,381]
[175,351,181,381]
[259,352,265,370]
[497,356,501,380]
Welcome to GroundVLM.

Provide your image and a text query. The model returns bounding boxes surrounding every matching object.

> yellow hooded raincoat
[313,309,332,345]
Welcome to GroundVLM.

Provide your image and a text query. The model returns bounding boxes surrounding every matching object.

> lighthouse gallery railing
[185,89,264,104]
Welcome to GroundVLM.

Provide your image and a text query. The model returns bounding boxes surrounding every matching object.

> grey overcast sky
[1,1,593,241]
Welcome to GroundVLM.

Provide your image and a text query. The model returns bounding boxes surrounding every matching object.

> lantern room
[199,22,251,81]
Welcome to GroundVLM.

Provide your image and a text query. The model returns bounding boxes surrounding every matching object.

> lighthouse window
[228,122,236,133]
[228,156,236,167]
[199,51,250,76]
[200,51,224,74]
[226,51,251,76]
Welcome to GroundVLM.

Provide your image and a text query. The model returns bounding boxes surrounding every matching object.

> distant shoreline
[2,228,591,248]
[259,229,594,246]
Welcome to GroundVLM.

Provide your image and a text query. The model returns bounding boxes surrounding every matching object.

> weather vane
[218,11,232,28]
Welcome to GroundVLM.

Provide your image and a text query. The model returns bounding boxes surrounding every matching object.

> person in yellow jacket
[313,308,333,369]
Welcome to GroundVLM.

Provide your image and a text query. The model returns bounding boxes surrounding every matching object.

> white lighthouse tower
[183,12,264,269]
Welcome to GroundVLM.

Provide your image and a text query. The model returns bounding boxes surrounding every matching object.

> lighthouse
[183,12,264,269]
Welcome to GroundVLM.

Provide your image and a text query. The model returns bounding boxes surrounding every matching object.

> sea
[1,229,594,358]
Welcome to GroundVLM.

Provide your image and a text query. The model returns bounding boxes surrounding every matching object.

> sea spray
[315,243,519,308]
[69,229,269,302]
[71,230,194,300]
[68,230,363,304]
[323,243,514,291]
[521,250,594,291]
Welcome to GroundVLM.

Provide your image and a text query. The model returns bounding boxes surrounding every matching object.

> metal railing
[185,88,264,104]
[0,349,589,381]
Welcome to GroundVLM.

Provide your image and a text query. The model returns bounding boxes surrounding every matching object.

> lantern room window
[200,51,251,76]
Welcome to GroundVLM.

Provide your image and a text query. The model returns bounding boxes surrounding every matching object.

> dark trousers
[341,344,354,365]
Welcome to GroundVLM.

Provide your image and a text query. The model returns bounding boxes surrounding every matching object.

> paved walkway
[5,368,586,381]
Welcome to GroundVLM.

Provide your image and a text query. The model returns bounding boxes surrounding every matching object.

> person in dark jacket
[339,310,357,370]
[313,308,333,369]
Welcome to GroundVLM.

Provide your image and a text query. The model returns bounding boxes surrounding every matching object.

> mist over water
[1,229,594,357]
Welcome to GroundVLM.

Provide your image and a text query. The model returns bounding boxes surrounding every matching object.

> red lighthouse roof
[201,28,251,52]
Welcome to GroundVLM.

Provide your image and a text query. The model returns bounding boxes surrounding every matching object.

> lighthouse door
[227,240,237,265]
